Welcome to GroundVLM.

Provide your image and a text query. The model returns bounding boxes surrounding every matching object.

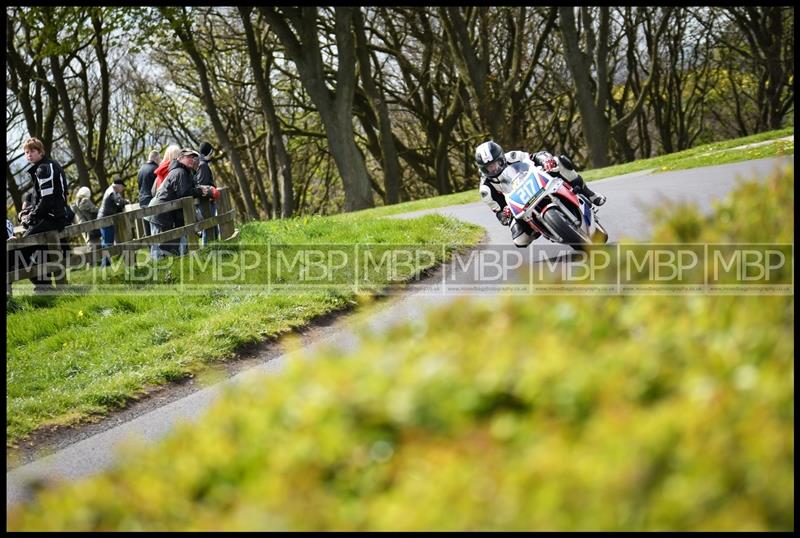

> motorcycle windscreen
[502,162,548,215]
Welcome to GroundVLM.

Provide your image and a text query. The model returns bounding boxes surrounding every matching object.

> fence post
[125,203,144,239]
[114,212,134,266]
[217,189,235,241]
[182,197,198,253]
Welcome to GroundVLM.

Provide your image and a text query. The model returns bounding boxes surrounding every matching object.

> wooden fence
[6,187,236,290]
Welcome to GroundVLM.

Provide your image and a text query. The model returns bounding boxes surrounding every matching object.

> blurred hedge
[8,165,794,531]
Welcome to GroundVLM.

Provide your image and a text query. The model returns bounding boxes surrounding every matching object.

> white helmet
[475,140,506,179]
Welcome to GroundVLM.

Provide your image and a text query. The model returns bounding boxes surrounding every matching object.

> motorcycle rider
[475,141,606,248]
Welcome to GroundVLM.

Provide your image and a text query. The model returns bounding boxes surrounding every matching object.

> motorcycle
[496,160,609,251]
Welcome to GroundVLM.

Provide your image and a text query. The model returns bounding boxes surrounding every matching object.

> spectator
[6,218,15,289]
[18,137,71,291]
[97,177,129,267]
[137,150,161,236]
[10,192,34,287]
[151,144,182,197]
[16,191,34,227]
[150,148,213,256]
[20,138,70,235]
[195,141,219,244]
[148,144,181,260]
[71,186,101,248]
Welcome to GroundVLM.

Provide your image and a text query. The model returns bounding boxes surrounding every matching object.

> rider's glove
[543,157,558,172]
[496,206,512,226]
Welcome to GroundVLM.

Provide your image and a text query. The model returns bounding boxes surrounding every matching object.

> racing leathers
[478,150,540,248]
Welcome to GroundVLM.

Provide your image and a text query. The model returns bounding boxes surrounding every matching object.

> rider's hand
[543,157,558,172]
[497,206,512,226]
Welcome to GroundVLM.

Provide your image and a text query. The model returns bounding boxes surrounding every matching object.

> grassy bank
[581,127,794,180]
[6,213,483,445]
[8,165,793,530]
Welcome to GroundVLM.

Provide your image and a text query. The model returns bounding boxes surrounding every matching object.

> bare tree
[239,6,294,217]
[159,6,259,220]
[260,6,374,211]
[558,6,673,167]
[353,8,402,204]
[718,7,793,131]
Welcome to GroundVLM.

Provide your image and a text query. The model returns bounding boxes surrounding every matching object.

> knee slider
[513,233,534,248]
[511,220,534,247]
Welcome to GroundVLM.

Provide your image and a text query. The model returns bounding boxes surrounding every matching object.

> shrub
[8,166,794,531]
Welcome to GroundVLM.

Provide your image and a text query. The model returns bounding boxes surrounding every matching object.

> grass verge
[6,213,484,445]
[581,127,793,180]
[7,165,793,530]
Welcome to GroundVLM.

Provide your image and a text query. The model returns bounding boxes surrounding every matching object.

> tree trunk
[558,8,611,168]
[163,8,259,220]
[353,9,401,205]
[266,133,281,220]
[7,162,23,214]
[90,11,110,190]
[49,54,93,188]
[244,130,271,218]
[260,6,373,211]
[559,7,672,168]
[239,6,294,218]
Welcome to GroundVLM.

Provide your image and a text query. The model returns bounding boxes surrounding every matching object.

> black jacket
[97,185,128,219]
[25,157,68,227]
[150,159,206,229]
[137,160,158,207]
[194,155,215,187]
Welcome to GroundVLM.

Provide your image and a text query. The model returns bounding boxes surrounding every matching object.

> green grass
[6,213,484,445]
[581,127,794,180]
[338,190,478,219]
[8,165,793,531]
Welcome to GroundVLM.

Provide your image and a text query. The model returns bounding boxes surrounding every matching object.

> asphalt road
[6,155,793,508]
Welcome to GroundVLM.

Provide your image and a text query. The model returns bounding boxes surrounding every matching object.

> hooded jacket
[149,159,205,229]
[151,158,173,197]
[194,154,216,187]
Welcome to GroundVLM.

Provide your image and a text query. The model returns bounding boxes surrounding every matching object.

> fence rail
[7,187,237,289]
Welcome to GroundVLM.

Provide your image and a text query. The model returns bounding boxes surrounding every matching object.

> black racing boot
[558,155,606,206]
[570,175,606,206]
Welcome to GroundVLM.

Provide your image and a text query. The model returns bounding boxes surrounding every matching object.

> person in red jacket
[151,144,182,196]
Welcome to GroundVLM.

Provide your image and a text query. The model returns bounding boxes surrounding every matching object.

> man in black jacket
[137,150,160,236]
[150,148,212,255]
[21,137,70,236]
[195,141,218,244]
[97,178,129,267]
[16,137,71,290]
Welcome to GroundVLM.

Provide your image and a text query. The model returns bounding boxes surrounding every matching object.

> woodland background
[6,7,794,218]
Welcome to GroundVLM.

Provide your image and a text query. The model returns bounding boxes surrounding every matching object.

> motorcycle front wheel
[542,209,591,251]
